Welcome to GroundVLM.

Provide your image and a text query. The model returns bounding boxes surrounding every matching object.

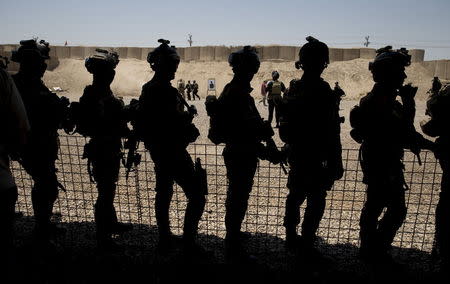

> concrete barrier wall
[127,47,142,59]
[359,48,376,59]
[184,46,200,61]
[329,48,344,62]
[435,60,448,79]
[214,46,230,61]
[419,60,450,81]
[262,46,279,60]
[0,45,427,63]
[420,61,437,76]
[279,46,296,61]
[410,49,425,63]
[343,48,361,61]
[199,46,215,61]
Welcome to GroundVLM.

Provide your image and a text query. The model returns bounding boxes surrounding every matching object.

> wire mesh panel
[12,134,441,256]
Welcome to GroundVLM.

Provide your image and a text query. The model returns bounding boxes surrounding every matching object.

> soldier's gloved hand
[188,105,198,116]
[399,84,418,100]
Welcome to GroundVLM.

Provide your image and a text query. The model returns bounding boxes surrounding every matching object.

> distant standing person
[177,79,186,99]
[186,80,192,100]
[266,71,286,128]
[192,80,200,100]
[259,80,268,106]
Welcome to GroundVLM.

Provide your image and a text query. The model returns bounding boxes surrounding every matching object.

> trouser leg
[301,191,327,246]
[359,185,385,253]
[377,189,407,251]
[224,153,257,244]
[268,99,275,124]
[283,185,307,237]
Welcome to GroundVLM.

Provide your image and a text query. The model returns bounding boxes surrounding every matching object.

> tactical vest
[271,81,282,96]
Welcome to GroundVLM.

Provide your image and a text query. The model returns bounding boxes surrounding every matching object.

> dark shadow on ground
[4,216,445,284]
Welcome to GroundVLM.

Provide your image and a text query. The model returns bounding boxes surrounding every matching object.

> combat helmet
[85,49,119,74]
[228,45,260,74]
[369,46,411,73]
[147,39,180,70]
[295,36,329,69]
[272,71,280,80]
[11,39,50,63]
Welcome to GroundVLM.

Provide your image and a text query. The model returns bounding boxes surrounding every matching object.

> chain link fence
[11,134,442,260]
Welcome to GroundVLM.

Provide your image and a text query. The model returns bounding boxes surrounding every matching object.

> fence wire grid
[11,134,442,257]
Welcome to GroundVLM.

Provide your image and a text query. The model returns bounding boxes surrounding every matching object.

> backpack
[271,81,282,96]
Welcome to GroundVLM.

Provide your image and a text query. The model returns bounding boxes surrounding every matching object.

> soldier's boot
[182,194,209,258]
[285,226,302,253]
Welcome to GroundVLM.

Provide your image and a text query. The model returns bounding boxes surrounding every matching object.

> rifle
[265,137,288,175]
[177,91,197,117]
[123,131,142,180]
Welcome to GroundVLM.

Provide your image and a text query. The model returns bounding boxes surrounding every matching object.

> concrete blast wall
[359,48,376,60]
[214,46,230,61]
[199,46,215,61]
[329,48,344,62]
[419,60,450,81]
[0,45,427,64]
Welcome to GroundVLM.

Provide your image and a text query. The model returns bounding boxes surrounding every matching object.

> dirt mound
[43,58,434,101]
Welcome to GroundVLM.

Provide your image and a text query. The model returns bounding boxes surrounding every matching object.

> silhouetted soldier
[0,55,29,260]
[266,71,286,128]
[206,46,277,262]
[421,83,450,272]
[186,80,192,100]
[192,80,200,100]
[137,39,206,254]
[11,39,70,242]
[350,46,434,263]
[177,79,186,99]
[278,37,343,257]
[430,76,442,98]
[75,49,132,249]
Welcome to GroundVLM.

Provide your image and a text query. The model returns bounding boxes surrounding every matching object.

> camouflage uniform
[12,71,67,238]
[350,47,433,260]
[216,78,266,244]
[422,84,450,266]
[78,84,129,242]
[139,80,205,242]
[280,77,342,247]
[138,40,205,246]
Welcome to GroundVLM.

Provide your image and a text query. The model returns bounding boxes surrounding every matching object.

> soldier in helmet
[76,49,132,249]
[206,46,277,262]
[11,39,70,242]
[192,80,200,100]
[278,37,343,258]
[177,79,186,99]
[186,80,192,100]
[137,39,206,255]
[0,55,29,261]
[350,46,434,263]
[266,71,286,128]
[421,83,450,272]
